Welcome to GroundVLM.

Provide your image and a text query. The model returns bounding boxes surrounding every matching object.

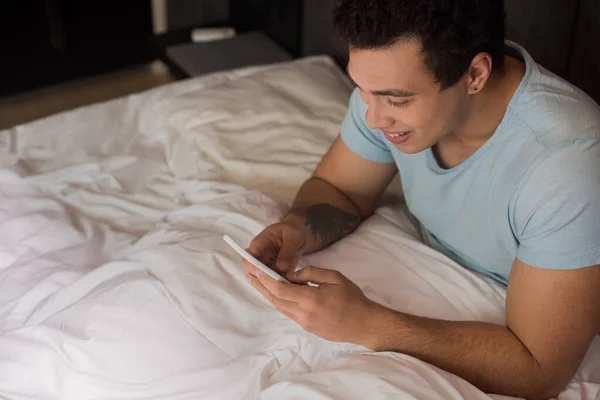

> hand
[245,219,308,275]
[246,265,384,347]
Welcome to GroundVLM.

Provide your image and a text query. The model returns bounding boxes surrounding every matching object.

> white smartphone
[223,235,291,284]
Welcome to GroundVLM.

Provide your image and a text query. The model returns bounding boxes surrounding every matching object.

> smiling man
[243,0,600,398]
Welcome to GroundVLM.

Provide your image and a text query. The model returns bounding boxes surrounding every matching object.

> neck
[452,56,526,146]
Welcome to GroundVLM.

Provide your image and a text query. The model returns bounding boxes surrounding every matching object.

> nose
[364,100,395,130]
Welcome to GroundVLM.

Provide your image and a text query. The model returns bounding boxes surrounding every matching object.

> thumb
[289,266,343,285]
[247,237,271,263]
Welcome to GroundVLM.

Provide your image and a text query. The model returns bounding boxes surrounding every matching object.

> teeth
[389,132,408,137]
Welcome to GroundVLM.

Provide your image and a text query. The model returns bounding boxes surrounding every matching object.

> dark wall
[302,0,341,64]
[3,0,598,102]
[569,0,600,103]
[162,0,303,56]
[231,0,303,56]
[504,0,580,78]
[300,0,600,103]
[166,0,229,31]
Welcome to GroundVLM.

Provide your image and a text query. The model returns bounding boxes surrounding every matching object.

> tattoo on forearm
[304,204,360,247]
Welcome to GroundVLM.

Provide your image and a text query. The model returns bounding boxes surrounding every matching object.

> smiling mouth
[385,131,410,137]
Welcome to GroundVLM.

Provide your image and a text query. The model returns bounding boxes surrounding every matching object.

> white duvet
[0,56,598,400]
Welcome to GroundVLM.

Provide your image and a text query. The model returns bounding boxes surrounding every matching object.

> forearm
[365,308,558,400]
[283,177,364,254]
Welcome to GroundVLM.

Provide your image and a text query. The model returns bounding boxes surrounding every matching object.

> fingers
[289,265,345,285]
[241,259,257,275]
[247,237,274,265]
[248,231,303,273]
[246,274,300,316]
[256,269,313,302]
[274,240,303,273]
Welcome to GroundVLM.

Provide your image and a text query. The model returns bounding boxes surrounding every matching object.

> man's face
[347,39,471,154]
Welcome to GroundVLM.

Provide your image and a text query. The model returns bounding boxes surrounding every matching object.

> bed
[0,56,599,400]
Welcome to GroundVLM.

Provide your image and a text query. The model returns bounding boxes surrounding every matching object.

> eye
[386,98,410,108]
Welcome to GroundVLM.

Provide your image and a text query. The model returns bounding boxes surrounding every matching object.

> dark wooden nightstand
[165,31,293,78]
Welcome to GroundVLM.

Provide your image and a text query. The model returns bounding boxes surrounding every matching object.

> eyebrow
[347,72,416,98]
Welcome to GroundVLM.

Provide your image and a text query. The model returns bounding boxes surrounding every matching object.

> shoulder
[508,122,599,232]
[505,46,600,200]
[510,139,600,230]
[510,138,600,269]
[513,138,600,205]
[512,59,600,148]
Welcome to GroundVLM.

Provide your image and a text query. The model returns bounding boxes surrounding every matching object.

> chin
[392,142,430,155]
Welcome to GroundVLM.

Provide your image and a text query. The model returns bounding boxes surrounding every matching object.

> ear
[467,52,493,94]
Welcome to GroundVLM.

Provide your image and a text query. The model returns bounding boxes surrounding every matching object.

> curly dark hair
[333,0,507,89]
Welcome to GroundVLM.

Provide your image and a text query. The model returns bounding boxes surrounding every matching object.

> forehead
[347,39,436,93]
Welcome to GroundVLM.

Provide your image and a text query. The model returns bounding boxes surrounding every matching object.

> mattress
[0,56,598,400]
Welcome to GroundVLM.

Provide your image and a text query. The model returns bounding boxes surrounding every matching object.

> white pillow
[143,55,354,205]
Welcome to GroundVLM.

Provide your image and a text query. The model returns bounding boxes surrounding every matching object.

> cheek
[393,103,437,130]
[412,96,463,132]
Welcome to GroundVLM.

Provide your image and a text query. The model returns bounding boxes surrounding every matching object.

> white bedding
[0,56,598,400]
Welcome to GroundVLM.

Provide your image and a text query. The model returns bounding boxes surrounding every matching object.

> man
[242,0,600,398]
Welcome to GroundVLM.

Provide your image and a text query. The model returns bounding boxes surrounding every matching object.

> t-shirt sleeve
[513,140,600,270]
[340,88,395,163]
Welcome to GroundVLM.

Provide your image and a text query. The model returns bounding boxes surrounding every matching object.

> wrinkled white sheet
[0,56,598,400]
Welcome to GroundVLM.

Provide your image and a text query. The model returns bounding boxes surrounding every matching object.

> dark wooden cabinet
[0,0,155,98]
[59,1,152,49]
[0,1,51,55]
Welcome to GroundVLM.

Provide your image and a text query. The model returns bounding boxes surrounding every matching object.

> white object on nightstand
[191,27,236,43]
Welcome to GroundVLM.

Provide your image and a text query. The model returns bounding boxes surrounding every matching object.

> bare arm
[283,136,398,254]
[363,260,600,400]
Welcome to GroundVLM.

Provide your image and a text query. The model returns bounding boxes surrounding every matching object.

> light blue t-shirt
[341,41,600,286]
